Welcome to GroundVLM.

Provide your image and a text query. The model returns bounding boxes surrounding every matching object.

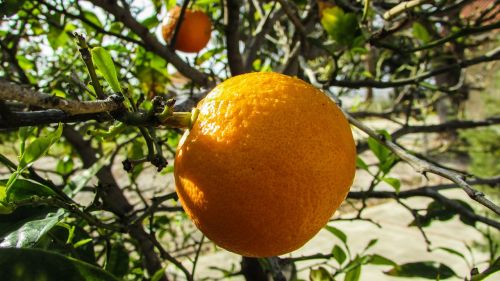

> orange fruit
[174,72,356,257]
[162,6,211,53]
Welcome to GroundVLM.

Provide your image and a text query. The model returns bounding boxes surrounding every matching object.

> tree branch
[243,8,283,70]
[346,112,500,215]
[87,0,209,86]
[0,110,110,129]
[330,47,500,88]
[276,0,306,35]
[383,0,432,21]
[392,117,500,139]
[224,0,245,76]
[348,176,500,229]
[0,79,122,114]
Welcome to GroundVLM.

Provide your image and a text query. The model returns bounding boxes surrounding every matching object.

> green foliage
[91,47,122,93]
[385,262,456,279]
[332,244,347,265]
[459,127,500,178]
[0,248,120,281]
[36,224,96,264]
[412,22,431,43]
[310,267,334,281]
[321,7,361,47]
[0,207,66,248]
[18,124,62,169]
[105,241,130,278]
[2,179,56,203]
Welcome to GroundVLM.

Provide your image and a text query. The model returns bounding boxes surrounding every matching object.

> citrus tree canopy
[0,1,499,281]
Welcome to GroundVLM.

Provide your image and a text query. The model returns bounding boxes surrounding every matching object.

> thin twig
[346,112,500,216]
[170,0,191,49]
[330,47,500,88]
[276,0,306,35]
[74,33,106,99]
[383,0,432,21]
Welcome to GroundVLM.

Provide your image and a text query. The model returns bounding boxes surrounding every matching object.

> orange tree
[0,0,499,280]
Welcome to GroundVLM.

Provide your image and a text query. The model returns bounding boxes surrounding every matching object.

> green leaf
[344,263,361,281]
[151,268,166,281]
[412,22,431,43]
[332,245,347,265]
[385,262,456,279]
[196,47,225,65]
[2,179,56,202]
[18,126,34,157]
[47,25,71,50]
[90,47,122,93]
[105,241,129,278]
[0,185,13,214]
[310,267,334,281]
[367,137,390,163]
[19,124,62,168]
[435,247,465,260]
[368,254,397,267]
[0,207,65,248]
[379,155,397,174]
[56,155,74,175]
[321,7,360,46]
[141,15,160,29]
[324,225,347,244]
[36,224,96,264]
[74,238,93,249]
[0,248,120,281]
[356,157,369,171]
[364,239,378,251]
[383,177,400,193]
[83,10,103,28]
[64,156,109,196]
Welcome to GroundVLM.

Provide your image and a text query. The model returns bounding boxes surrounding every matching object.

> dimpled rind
[174,72,356,257]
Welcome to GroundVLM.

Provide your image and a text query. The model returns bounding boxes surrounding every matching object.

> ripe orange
[162,6,211,53]
[174,72,356,257]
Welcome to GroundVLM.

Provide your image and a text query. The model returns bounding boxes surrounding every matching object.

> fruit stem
[160,108,199,129]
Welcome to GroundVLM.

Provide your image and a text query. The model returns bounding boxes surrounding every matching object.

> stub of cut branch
[0,79,122,115]
[345,111,500,216]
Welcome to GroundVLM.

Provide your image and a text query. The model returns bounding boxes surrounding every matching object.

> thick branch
[224,0,245,76]
[346,112,500,215]
[0,80,122,114]
[87,0,209,86]
[0,110,110,128]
